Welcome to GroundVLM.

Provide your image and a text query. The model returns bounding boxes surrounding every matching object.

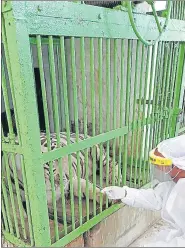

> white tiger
[3,131,122,224]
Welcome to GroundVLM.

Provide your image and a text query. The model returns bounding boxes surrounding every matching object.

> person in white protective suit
[102,135,185,247]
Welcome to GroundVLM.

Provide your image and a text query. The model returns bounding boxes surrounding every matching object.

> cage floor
[129,219,170,247]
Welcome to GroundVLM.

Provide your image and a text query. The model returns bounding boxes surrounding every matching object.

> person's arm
[102,181,173,211]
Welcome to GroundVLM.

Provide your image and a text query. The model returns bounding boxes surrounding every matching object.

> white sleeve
[121,181,173,211]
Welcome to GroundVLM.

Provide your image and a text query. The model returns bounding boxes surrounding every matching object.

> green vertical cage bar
[130,41,139,186]
[123,40,131,186]
[36,35,51,150]
[152,42,163,148]
[166,43,179,136]
[59,36,72,233]
[59,36,75,231]
[179,1,182,20]
[20,156,34,245]
[181,1,183,20]
[155,42,165,146]
[1,177,13,234]
[140,46,151,185]
[137,44,147,187]
[2,198,9,232]
[98,38,103,211]
[70,37,83,225]
[3,7,51,245]
[176,1,180,19]
[3,153,20,238]
[48,36,61,241]
[133,42,144,187]
[163,44,173,139]
[174,1,178,19]
[171,43,185,137]
[133,41,142,187]
[180,1,183,19]
[112,39,118,186]
[171,1,174,19]
[146,43,158,181]
[159,43,170,142]
[142,45,153,184]
[80,37,90,220]
[159,43,170,141]
[130,40,139,187]
[105,38,111,207]
[144,43,158,182]
[90,38,97,216]
[118,39,125,187]
[2,127,5,142]
[10,153,27,239]
[1,62,15,142]
[2,21,21,145]
[182,2,185,20]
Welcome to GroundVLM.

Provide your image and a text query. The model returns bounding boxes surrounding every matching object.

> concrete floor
[129,219,170,247]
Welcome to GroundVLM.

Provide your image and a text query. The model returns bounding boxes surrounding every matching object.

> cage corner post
[2,2,51,247]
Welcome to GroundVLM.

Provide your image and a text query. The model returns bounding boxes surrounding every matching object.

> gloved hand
[101,186,127,200]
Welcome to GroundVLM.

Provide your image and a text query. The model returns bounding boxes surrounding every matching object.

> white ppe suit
[102,135,185,247]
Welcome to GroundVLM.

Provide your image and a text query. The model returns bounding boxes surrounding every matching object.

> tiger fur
[3,131,122,224]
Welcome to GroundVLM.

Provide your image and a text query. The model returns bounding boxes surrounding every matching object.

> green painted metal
[170,43,185,137]
[142,45,153,184]
[90,38,97,217]
[5,1,185,41]
[98,38,103,211]
[59,36,71,234]
[171,0,185,21]
[80,37,90,220]
[137,44,146,187]
[3,152,20,238]
[166,43,180,136]
[70,36,83,225]
[105,38,111,208]
[51,203,121,247]
[60,36,76,231]
[20,157,34,246]
[2,199,9,232]
[131,40,140,187]
[126,0,172,45]
[10,153,27,239]
[155,42,165,145]
[123,40,131,187]
[2,143,23,154]
[118,39,125,187]
[2,4,51,246]
[1,1,185,247]
[163,44,173,139]
[112,39,118,186]
[3,231,31,247]
[2,177,13,234]
[2,63,15,142]
[139,45,151,185]
[48,36,61,241]
[145,43,158,182]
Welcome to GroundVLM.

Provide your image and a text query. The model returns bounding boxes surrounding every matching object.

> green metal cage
[1,1,185,247]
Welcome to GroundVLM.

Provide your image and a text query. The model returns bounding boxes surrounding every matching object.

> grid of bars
[2,32,182,245]
[1,0,185,246]
[171,0,185,20]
